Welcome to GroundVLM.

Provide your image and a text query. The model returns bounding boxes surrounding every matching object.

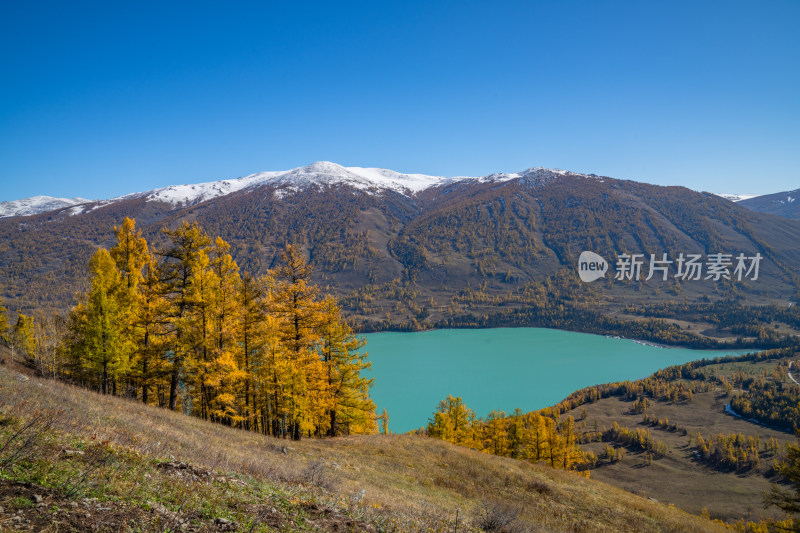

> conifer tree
[483,410,510,456]
[68,249,132,394]
[428,395,476,447]
[256,313,292,437]
[132,255,170,405]
[184,246,216,420]
[207,237,244,424]
[10,314,35,363]
[237,272,265,430]
[59,219,377,440]
[380,408,389,435]
[110,217,148,290]
[318,297,376,436]
[110,217,153,398]
[0,295,9,343]
[766,415,800,519]
[274,245,324,440]
[275,245,321,355]
[559,416,581,469]
[507,408,525,458]
[160,222,211,411]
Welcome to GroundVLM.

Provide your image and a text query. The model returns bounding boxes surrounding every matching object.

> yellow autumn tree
[10,314,35,365]
[482,410,510,456]
[183,245,217,420]
[109,217,162,400]
[160,221,211,411]
[61,219,377,441]
[236,272,265,430]
[427,397,589,473]
[253,312,293,437]
[132,255,171,405]
[273,245,327,440]
[318,297,376,436]
[110,217,148,291]
[207,237,245,424]
[67,248,133,394]
[0,295,9,342]
[427,395,478,447]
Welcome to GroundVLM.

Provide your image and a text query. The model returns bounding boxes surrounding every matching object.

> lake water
[362,328,747,433]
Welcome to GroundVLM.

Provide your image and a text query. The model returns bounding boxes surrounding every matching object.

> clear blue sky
[1,1,798,201]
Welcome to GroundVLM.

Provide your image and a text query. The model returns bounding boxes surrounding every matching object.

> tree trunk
[169,361,180,410]
[329,409,337,438]
[142,358,149,404]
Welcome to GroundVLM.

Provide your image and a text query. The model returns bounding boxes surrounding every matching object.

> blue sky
[1,1,798,201]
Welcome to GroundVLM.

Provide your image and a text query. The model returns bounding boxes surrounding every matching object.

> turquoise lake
[362,328,747,433]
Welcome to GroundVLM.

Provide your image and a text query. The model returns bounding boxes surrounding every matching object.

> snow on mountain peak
[253,162,595,195]
[114,162,462,208]
[714,193,757,202]
[496,167,600,187]
[2,162,603,218]
[243,161,463,194]
[128,162,606,207]
[137,178,261,206]
[0,196,92,218]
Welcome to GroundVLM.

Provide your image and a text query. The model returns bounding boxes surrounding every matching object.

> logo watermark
[577,251,762,283]
[578,251,609,282]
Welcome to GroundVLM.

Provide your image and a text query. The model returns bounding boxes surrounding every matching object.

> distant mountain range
[713,193,757,203]
[737,188,800,219]
[0,162,566,217]
[0,196,91,218]
[0,167,792,220]
[1,162,798,325]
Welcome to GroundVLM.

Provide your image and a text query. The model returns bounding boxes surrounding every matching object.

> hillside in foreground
[0,354,724,532]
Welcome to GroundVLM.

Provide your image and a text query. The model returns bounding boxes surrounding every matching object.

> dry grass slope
[0,360,726,532]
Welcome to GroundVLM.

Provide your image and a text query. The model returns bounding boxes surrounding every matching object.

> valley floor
[563,355,798,523]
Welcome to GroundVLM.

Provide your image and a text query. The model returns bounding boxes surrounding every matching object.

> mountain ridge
[0,162,601,218]
[1,163,798,332]
[1,162,790,221]
[739,188,800,219]
[714,193,757,202]
[0,195,92,218]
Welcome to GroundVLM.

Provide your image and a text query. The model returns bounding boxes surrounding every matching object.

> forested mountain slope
[739,188,800,220]
[1,164,798,331]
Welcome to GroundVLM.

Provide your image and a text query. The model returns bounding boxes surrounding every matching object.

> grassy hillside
[0,353,726,532]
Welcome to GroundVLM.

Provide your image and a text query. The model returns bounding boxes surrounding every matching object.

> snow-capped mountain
[64,162,478,214]
[3,163,791,223]
[2,160,798,316]
[0,196,92,218]
[2,162,597,217]
[122,161,589,206]
[714,193,757,202]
